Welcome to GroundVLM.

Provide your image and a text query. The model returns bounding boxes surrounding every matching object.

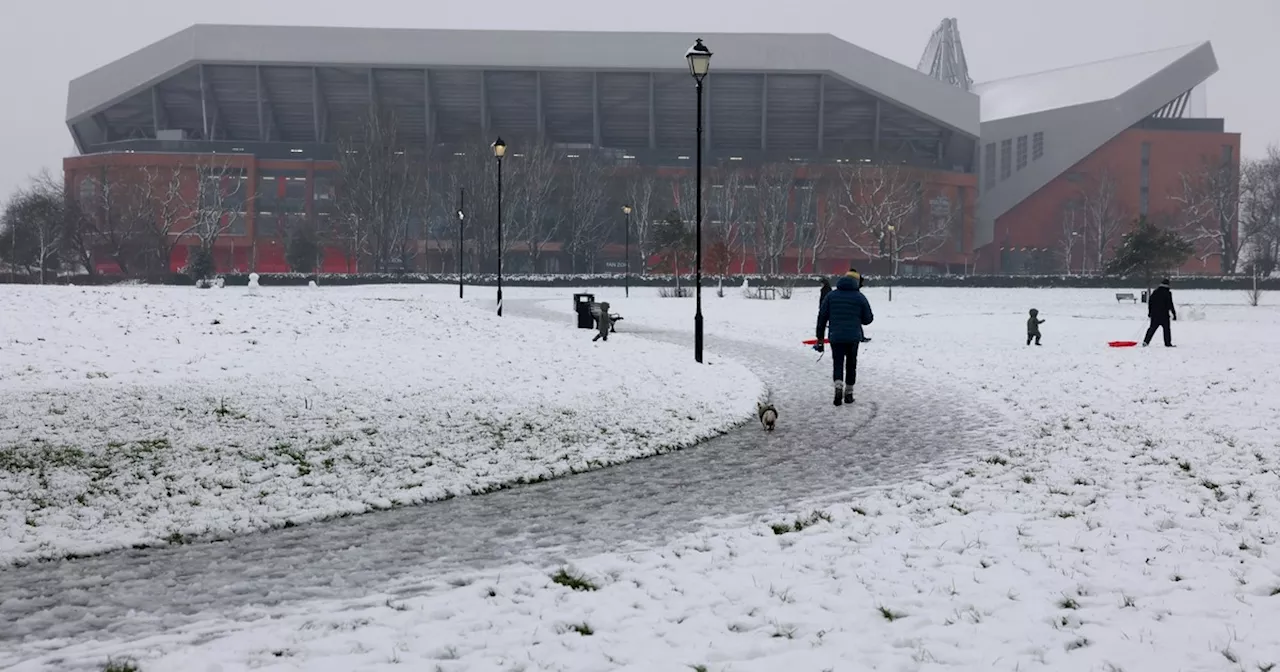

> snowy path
[0,299,988,648]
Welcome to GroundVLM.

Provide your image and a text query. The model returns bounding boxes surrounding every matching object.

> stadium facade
[62,23,1238,276]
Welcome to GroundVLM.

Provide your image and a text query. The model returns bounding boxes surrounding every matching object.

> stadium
[62,21,1237,276]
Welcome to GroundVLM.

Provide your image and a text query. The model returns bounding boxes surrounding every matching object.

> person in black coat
[1143,278,1177,347]
[816,271,875,406]
[818,277,832,307]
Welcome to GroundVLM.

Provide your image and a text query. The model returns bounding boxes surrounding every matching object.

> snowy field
[7,283,1280,672]
[0,285,762,566]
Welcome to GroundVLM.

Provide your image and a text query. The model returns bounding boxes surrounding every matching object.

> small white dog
[757,401,778,431]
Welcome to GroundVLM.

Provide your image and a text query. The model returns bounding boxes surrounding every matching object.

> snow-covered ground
[0,285,762,566]
[8,284,1280,671]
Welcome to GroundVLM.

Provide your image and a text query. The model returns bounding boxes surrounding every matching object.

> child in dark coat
[593,302,612,342]
[1026,308,1044,345]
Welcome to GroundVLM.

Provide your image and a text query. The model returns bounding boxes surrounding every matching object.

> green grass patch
[550,568,598,591]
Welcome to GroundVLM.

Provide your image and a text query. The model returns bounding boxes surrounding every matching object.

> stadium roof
[66,24,981,156]
[973,43,1206,122]
[973,41,1219,247]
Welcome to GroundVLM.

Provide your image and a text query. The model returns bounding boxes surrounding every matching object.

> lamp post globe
[686,38,712,363]
[686,38,712,82]
[493,137,506,316]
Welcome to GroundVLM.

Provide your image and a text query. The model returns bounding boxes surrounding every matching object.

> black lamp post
[622,204,632,298]
[493,137,506,316]
[686,38,712,364]
[457,187,465,299]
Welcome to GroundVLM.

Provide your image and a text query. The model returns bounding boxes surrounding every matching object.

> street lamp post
[622,204,632,298]
[686,38,712,364]
[493,137,506,317]
[457,187,466,299]
[887,224,895,302]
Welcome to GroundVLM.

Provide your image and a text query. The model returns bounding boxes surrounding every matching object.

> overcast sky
[1,0,1276,200]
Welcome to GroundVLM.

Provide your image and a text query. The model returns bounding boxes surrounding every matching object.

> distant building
[62,23,1236,276]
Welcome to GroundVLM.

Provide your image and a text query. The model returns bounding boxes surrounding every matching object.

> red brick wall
[980,128,1241,274]
[65,153,977,276]
[63,153,340,274]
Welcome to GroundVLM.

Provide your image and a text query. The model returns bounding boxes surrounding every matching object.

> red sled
[802,338,830,345]
[1108,340,1138,348]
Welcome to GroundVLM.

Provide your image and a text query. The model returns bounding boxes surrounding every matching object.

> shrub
[184,246,214,282]
[285,227,320,274]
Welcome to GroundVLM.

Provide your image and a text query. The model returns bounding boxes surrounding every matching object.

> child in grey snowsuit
[593,302,612,342]
[1026,308,1044,345]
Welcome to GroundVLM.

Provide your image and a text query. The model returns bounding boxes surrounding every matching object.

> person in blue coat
[816,270,875,406]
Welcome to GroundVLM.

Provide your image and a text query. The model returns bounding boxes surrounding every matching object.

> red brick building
[61,25,1233,277]
[972,42,1239,275]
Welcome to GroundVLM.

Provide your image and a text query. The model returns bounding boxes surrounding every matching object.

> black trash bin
[574,293,596,329]
[1141,290,1149,303]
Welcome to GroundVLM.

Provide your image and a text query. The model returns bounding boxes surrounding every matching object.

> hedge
[4,271,1278,291]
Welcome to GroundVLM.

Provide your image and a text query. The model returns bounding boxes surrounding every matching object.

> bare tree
[70,168,151,275]
[333,108,426,272]
[133,165,192,277]
[756,164,796,275]
[793,178,837,274]
[1171,155,1242,274]
[559,152,612,272]
[1058,197,1085,274]
[706,163,746,275]
[506,139,559,272]
[1079,168,1126,271]
[189,158,251,259]
[3,174,68,283]
[438,140,500,273]
[838,163,919,273]
[623,170,660,275]
[1238,152,1280,277]
[839,164,955,274]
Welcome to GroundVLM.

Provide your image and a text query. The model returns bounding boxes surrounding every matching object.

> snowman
[247,272,260,295]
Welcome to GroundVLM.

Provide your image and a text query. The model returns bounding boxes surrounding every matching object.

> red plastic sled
[1108,340,1138,348]
[802,338,830,345]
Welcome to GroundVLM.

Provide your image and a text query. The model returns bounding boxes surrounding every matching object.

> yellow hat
[845,270,861,282]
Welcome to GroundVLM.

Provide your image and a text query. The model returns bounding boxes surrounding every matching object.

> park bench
[1115,292,1137,303]
[588,302,623,332]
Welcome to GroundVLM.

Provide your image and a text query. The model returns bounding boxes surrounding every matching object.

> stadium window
[78,177,97,206]
[1016,135,1028,171]
[1032,132,1044,161]
[983,143,996,191]
[1000,139,1012,181]
[1222,144,1233,166]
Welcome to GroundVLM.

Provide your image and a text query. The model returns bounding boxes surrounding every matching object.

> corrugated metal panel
[598,72,649,149]
[260,66,315,142]
[431,69,483,141]
[766,74,819,152]
[822,76,875,148]
[653,72,694,151]
[484,70,539,139]
[709,73,763,152]
[317,66,371,140]
[373,68,427,145]
[540,70,593,145]
[204,65,259,139]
